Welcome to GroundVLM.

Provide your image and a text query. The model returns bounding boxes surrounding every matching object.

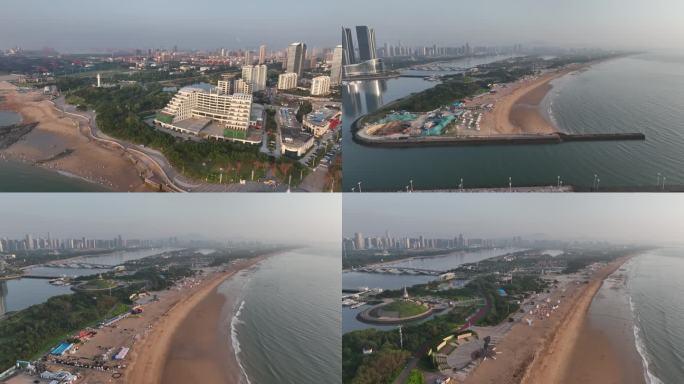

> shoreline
[520,255,634,384]
[462,255,633,384]
[352,58,644,148]
[0,81,153,191]
[561,259,646,384]
[126,252,279,384]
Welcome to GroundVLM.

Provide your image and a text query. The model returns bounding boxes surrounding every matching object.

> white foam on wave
[231,299,252,384]
[629,294,664,384]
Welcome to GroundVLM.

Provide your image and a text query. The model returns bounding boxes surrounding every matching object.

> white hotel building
[155,83,256,143]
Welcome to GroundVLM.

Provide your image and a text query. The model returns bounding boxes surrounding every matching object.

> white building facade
[311,76,331,96]
[277,73,298,90]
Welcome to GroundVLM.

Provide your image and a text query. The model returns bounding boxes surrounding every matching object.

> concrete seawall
[352,116,646,148]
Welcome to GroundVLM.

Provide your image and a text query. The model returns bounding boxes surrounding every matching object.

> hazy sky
[343,194,684,245]
[339,0,684,50]
[2,1,682,52]
[0,0,340,52]
[0,194,340,243]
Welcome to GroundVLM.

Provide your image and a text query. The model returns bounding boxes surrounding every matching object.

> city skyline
[343,194,684,244]
[337,0,684,50]
[0,194,341,243]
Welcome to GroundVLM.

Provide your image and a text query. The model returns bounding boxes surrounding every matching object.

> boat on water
[49,277,70,286]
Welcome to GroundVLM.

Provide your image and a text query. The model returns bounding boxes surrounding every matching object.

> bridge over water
[355,266,449,276]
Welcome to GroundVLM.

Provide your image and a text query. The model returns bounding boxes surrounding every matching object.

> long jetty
[354,130,646,148]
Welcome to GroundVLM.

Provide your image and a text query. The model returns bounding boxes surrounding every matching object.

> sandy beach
[470,66,585,136]
[462,256,632,384]
[0,80,152,191]
[520,256,633,384]
[126,257,264,384]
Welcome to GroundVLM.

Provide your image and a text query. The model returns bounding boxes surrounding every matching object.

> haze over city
[338,0,684,50]
[343,194,684,244]
[0,194,341,243]
[0,0,340,52]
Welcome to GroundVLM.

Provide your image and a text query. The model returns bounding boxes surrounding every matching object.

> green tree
[407,369,425,384]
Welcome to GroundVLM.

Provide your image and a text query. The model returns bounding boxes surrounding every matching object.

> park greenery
[295,100,313,123]
[0,253,199,370]
[407,369,425,384]
[361,53,628,126]
[62,82,307,185]
[381,301,429,318]
[343,304,477,384]
[0,292,129,370]
[343,264,553,383]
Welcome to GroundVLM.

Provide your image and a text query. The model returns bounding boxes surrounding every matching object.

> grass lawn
[382,300,429,317]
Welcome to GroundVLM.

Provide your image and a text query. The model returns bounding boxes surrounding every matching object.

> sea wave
[231,299,252,384]
[629,294,664,384]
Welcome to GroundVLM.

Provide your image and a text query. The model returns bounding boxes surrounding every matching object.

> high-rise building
[258,44,267,64]
[217,80,232,94]
[233,79,254,95]
[310,76,331,96]
[354,232,365,250]
[356,26,377,61]
[330,45,343,85]
[25,234,33,250]
[341,27,356,65]
[245,51,252,65]
[277,73,298,90]
[286,42,307,77]
[241,64,268,92]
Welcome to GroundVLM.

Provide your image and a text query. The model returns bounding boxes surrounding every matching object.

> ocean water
[0,109,105,192]
[0,110,21,127]
[343,52,684,191]
[220,248,341,384]
[626,248,684,384]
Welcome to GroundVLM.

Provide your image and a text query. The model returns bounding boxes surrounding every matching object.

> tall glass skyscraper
[341,27,356,65]
[355,26,377,61]
[286,42,307,77]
